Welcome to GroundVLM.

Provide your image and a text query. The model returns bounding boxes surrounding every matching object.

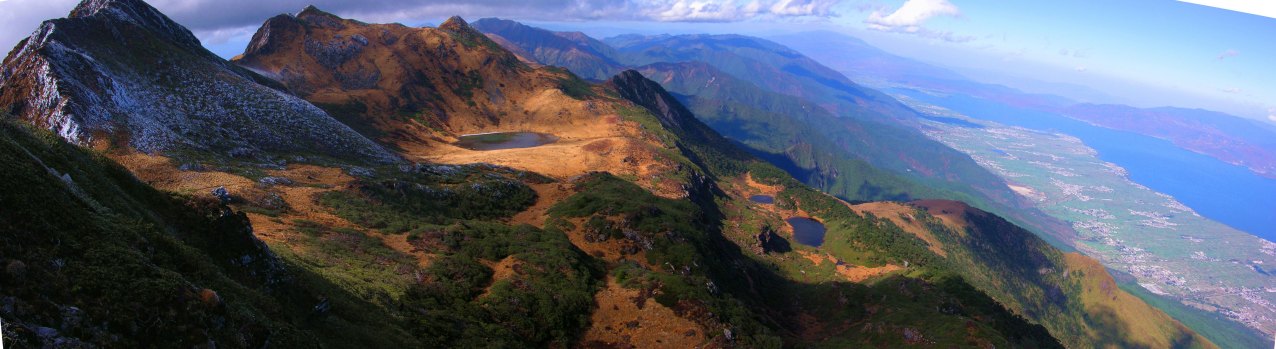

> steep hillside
[634,61,966,201]
[0,0,393,164]
[0,2,1218,348]
[604,34,916,122]
[234,8,530,140]
[474,21,1078,252]
[855,200,1215,348]
[0,119,419,347]
[157,7,1072,346]
[472,18,625,80]
[231,8,699,196]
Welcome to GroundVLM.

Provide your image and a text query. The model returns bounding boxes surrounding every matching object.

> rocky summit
[0,0,395,163]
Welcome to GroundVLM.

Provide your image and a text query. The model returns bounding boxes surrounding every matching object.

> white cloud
[863,0,970,42]
[865,0,959,30]
[768,0,839,17]
[1220,87,1241,93]
[1180,0,1276,20]
[1217,49,1239,60]
[1268,108,1276,123]
[1074,65,1088,72]
[642,0,838,22]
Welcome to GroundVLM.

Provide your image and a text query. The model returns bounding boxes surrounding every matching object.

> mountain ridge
[0,1,1222,348]
[0,0,396,164]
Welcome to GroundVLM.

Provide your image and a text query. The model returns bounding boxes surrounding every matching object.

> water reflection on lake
[787,217,826,247]
[454,132,558,151]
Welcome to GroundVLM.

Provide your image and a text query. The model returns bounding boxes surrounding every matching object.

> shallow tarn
[749,194,774,204]
[786,217,826,247]
[454,132,558,150]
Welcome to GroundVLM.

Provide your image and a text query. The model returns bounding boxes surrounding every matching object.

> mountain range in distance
[0,0,1269,348]
[472,16,1273,348]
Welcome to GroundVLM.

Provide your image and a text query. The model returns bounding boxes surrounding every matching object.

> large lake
[899,90,1276,241]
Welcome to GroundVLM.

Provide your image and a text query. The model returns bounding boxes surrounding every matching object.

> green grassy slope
[0,120,417,347]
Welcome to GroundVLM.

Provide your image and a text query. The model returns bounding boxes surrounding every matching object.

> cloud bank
[863,0,970,42]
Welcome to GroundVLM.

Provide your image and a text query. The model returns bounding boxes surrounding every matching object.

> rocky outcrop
[0,0,397,164]
[754,225,790,254]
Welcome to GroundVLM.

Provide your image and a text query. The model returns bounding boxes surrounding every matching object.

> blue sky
[829,0,1276,120]
[1,0,1272,120]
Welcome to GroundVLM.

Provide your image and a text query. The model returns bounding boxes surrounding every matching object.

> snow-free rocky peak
[68,0,202,49]
[0,0,397,164]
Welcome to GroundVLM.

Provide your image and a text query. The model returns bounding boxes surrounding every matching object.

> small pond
[454,132,558,151]
[786,217,826,247]
[749,195,774,204]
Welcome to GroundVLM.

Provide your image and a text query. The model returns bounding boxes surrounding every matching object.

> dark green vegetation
[753,167,944,268]
[636,62,957,202]
[473,21,1077,254]
[0,120,416,347]
[548,174,784,347]
[751,165,1210,348]
[548,66,600,99]
[305,160,607,347]
[0,3,1220,347]
[597,75,1064,346]
[402,222,602,347]
[319,163,545,234]
[546,172,1062,347]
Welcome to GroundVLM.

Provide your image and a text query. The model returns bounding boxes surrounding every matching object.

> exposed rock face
[754,225,790,254]
[0,0,396,163]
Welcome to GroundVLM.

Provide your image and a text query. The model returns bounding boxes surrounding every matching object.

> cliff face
[0,0,395,163]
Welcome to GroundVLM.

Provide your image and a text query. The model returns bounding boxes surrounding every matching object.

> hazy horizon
[3,0,1272,121]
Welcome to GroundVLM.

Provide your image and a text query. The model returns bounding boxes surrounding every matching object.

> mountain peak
[297,5,337,19]
[438,16,470,32]
[66,0,201,48]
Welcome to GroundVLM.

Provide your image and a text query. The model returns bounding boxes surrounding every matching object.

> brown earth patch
[510,182,572,228]
[835,264,903,283]
[110,152,435,267]
[799,251,827,266]
[911,199,977,232]
[478,256,521,299]
[560,218,653,269]
[743,172,784,195]
[111,153,256,194]
[851,201,947,257]
[581,277,708,348]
